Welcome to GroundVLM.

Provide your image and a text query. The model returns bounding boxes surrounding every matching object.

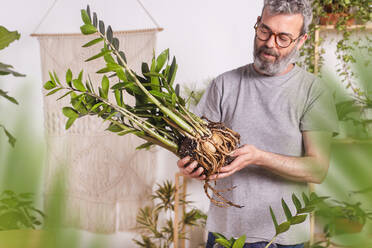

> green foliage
[0,190,45,230]
[0,26,25,147]
[213,233,247,248]
[133,180,206,248]
[298,0,371,75]
[0,26,20,50]
[214,193,328,248]
[44,5,214,156]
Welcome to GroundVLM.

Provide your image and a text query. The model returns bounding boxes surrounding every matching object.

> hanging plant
[298,0,371,75]
[44,6,242,208]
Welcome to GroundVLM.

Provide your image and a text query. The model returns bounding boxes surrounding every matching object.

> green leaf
[62,107,79,118]
[290,214,307,225]
[302,192,310,205]
[149,90,172,101]
[106,25,113,43]
[81,9,91,25]
[0,62,25,77]
[0,124,16,147]
[212,232,228,240]
[101,75,109,96]
[171,92,177,105]
[72,79,86,92]
[0,26,20,50]
[106,62,122,71]
[65,117,77,129]
[298,206,315,214]
[80,24,97,35]
[112,38,119,50]
[92,12,97,27]
[103,111,118,122]
[292,194,302,212]
[0,89,18,104]
[116,69,127,81]
[99,20,105,35]
[114,89,123,107]
[82,37,103,47]
[106,124,123,132]
[155,48,169,72]
[104,53,115,64]
[90,102,104,112]
[276,221,291,235]
[270,206,279,229]
[96,67,111,74]
[57,90,73,101]
[85,51,109,62]
[167,56,177,85]
[118,51,127,63]
[43,80,56,90]
[282,199,293,221]
[78,70,83,82]
[232,235,246,248]
[111,82,126,90]
[46,87,63,96]
[215,238,232,248]
[53,71,61,85]
[86,5,91,20]
[136,142,154,150]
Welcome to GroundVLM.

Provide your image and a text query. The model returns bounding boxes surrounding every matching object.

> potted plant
[318,0,355,26]
[133,180,206,247]
[316,199,372,236]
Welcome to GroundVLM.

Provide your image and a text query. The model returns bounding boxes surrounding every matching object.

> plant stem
[98,32,197,136]
[264,235,277,248]
[65,86,179,151]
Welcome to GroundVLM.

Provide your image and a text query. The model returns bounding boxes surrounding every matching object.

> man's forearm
[256,149,328,184]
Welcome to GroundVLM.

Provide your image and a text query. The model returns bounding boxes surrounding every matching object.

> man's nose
[265,34,276,48]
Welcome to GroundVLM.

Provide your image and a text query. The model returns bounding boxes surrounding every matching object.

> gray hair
[263,0,313,34]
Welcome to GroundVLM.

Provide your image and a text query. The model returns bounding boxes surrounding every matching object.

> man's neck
[253,63,294,76]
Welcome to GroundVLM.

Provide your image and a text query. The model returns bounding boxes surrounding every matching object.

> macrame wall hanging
[32,0,164,233]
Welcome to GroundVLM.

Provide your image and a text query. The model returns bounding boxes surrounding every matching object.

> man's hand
[177,156,206,180]
[209,144,261,180]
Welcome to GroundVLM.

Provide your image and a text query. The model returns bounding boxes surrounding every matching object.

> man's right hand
[177,156,206,180]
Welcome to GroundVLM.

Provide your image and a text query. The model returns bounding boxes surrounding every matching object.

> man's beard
[253,37,299,76]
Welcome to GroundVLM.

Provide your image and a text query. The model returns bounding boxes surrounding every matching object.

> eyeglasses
[254,21,303,48]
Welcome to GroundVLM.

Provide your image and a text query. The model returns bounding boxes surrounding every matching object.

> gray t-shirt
[194,63,339,245]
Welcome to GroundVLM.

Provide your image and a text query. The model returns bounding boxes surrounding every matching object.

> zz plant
[44,6,242,208]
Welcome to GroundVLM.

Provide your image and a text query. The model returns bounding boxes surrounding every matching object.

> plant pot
[319,13,355,26]
[333,218,364,235]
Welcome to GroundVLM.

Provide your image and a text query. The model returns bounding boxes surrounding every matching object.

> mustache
[256,46,280,58]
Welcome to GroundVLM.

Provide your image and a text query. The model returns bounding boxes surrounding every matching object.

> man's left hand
[209,144,261,179]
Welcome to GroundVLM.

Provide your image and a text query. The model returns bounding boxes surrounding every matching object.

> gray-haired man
[177,0,339,247]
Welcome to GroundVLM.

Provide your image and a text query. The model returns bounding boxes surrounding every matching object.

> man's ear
[257,16,261,22]
[297,33,308,50]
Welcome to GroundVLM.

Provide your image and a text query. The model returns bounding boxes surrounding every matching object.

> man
[177,0,339,247]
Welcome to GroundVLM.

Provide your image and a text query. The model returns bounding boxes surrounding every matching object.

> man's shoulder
[295,65,318,84]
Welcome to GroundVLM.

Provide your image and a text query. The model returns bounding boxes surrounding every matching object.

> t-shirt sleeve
[193,79,222,122]
[300,79,339,136]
